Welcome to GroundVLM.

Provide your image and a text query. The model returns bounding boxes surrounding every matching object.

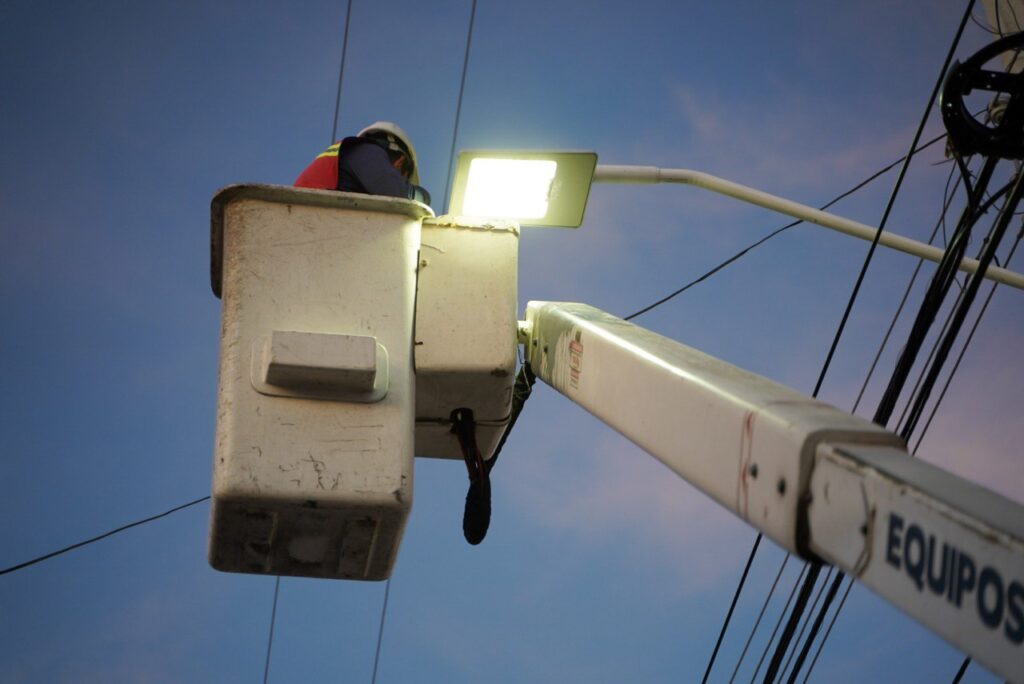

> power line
[263,576,281,684]
[850,165,963,414]
[810,0,974,402]
[794,167,974,680]
[801,222,1023,683]
[688,127,950,679]
[329,0,354,143]
[727,554,789,683]
[625,131,950,323]
[951,655,972,683]
[371,577,392,684]
[784,566,842,683]
[369,4,479,679]
[0,495,210,577]
[750,564,808,682]
[701,533,761,682]
[800,578,853,683]
[779,566,834,682]
[262,12,357,680]
[913,228,1023,454]
[899,173,1024,440]
[763,562,822,683]
[891,173,1016,434]
[441,0,479,213]
[758,2,977,678]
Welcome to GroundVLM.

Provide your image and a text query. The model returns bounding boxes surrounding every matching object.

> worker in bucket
[295,121,431,205]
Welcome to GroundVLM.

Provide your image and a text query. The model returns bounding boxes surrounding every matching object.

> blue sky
[1,1,1021,682]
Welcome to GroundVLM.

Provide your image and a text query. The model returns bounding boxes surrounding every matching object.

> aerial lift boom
[522,301,1023,682]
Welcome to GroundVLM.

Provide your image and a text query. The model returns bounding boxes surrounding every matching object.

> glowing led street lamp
[448,151,597,227]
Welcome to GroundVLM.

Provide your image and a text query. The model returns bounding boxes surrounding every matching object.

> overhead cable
[693,130,951,681]
[750,564,809,682]
[802,190,1024,684]
[913,228,1022,453]
[726,554,789,683]
[625,131,950,323]
[760,3,977,679]
[371,3,479,680]
[441,0,479,213]
[850,165,963,413]
[808,0,975,401]
[329,0,354,142]
[701,533,761,683]
[371,578,392,684]
[263,576,281,684]
[0,495,210,577]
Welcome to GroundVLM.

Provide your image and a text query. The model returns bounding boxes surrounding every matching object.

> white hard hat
[358,121,420,185]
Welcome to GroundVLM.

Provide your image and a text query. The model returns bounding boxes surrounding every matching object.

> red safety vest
[294,140,345,189]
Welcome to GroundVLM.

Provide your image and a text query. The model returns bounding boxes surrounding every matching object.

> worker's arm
[339,142,431,206]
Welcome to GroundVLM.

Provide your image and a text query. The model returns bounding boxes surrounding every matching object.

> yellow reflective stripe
[314,143,341,160]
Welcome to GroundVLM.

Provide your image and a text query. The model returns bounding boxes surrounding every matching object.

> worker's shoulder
[340,136,387,157]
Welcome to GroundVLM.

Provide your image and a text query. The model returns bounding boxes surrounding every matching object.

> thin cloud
[506,429,754,596]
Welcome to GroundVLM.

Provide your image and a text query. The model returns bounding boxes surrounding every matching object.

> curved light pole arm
[593,165,1024,291]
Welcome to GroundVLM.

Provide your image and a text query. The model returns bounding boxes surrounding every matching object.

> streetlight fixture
[447,150,597,227]
[447,151,1024,291]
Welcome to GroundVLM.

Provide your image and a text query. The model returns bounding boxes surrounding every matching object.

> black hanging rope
[453,364,536,545]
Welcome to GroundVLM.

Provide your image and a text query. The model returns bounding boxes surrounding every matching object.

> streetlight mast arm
[592,164,1024,291]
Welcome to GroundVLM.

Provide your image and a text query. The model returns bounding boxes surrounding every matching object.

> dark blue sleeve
[338,142,414,199]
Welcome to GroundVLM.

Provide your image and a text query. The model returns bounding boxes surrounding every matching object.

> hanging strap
[451,364,537,545]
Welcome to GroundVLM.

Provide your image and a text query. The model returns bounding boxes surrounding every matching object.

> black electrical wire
[441,0,478,213]
[793,175,1022,684]
[625,131,950,322]
[810,0,975,401]
[803,198,1021,684]
[761,4,977,677]
[0,495,210,577]
[894,174,1017,432]
[701,533,761,683]
[727,554,789,683]
[802,226,1023,683]
[875,153,998,426]
[900,172,1024,439]
[800,578,854,683]
[914,229,1022,454]
[951,655,972,683]
[329,0,354,143]
[892,173,1016,432]
[692,129,954,681]
[850,165,963,413]
[263,576,281,684]
[263,12,357,680]
[779,567,834,682]
[970,9,999,34]
[792,177,1009,684]
[763,563,822,683]
[698,132,956,683]
[785,566,842,683]
[750,564,808,682]
[369,3,479,677]
[894,262,973,432]
[371,577,392,684]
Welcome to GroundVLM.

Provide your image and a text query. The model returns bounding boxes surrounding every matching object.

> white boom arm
[522,301,1024,682]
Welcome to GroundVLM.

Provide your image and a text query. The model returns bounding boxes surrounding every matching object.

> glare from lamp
[462,158,558,219]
